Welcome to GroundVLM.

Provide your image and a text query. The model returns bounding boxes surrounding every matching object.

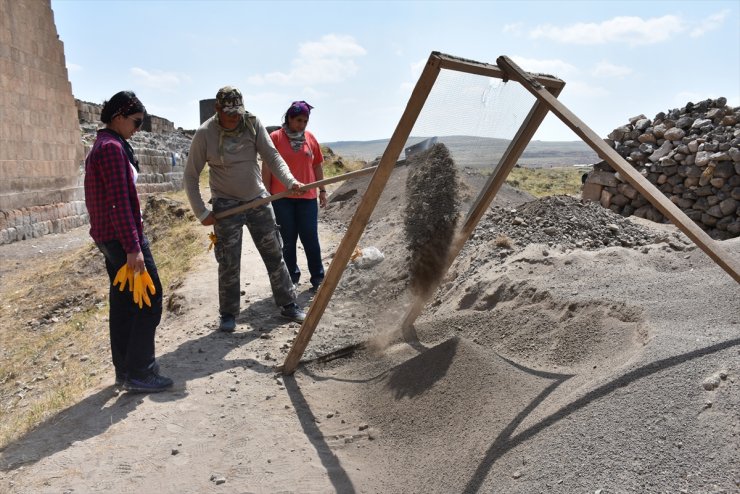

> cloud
[690,10,730,38]
[502,22,524,35]
[529,15,686,46]
[398,58,428,93]
[248,34,366,86]
[66,62,82,72]
[130,67,186,89]
[510,56,577,77]
[591,60,633,78]
[562,80,610,99]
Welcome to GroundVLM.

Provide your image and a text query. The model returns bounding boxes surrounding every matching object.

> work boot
[280,303,306,323]
[219,314,236,333]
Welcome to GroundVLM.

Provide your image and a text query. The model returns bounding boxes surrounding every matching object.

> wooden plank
[497,55,740,283]
[435,52,565,90]
[281,53,445,375]
[213,166,377,220]
[400,94,562,334]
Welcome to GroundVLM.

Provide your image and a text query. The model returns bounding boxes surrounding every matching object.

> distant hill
[324,135,599,168]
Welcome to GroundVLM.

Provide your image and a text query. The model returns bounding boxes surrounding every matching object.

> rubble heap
[583,97,740,239]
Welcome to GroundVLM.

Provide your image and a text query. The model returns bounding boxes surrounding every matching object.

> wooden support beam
[496,55,740,283]
[214,166,377,220]
[280,52,444,375]
[434,51,565,91]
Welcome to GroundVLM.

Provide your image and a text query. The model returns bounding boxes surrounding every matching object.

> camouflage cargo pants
[212,197,296,317]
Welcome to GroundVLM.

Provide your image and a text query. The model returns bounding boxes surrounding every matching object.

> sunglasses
[127,115,144,129]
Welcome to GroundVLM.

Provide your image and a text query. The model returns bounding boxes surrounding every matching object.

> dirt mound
[422,276,647,371]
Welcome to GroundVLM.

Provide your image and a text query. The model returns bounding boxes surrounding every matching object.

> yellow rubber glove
[208,231,217,252]
[133,271,143,309]
[141,270,156,296]
[140,269,155,307]
[113,264,128,291]
[113,264,135,292]
[127,266,134,293]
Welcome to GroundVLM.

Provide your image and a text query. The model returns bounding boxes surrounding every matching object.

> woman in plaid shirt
[84,91,173,393]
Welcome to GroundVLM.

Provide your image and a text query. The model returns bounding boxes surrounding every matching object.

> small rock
[512,470,522,479]
[702,375,721,391]
[171,448,179,455]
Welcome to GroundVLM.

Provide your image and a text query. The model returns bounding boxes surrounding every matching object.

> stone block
[581,183,602,202]
[587,170,619,187]
[600,189,613,209]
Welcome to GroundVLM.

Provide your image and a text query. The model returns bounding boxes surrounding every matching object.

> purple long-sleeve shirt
[84,129,143,253]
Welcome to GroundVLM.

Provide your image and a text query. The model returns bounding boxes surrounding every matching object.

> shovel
[214,165,378,220]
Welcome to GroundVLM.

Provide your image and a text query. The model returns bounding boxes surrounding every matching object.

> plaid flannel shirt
[84,130,143,253]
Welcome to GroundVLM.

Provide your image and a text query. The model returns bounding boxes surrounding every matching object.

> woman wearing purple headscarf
[263,101,326,290]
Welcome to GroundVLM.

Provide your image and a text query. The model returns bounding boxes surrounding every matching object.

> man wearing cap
[184,86,306,332]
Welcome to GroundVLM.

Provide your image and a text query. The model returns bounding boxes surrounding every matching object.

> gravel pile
[463,195,689,255]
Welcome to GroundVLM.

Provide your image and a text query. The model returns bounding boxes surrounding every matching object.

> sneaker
[123,373,173,393]
[281,303,306,323]
[219,314,236,333]
[115,360,158,387]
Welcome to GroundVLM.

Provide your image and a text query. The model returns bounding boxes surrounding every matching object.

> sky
[50,0,740,143]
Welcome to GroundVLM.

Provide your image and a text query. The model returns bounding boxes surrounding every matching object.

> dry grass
[504,166,585,197]
[494,234,514,249]
[322,145,365,178]
[0,188,202,450]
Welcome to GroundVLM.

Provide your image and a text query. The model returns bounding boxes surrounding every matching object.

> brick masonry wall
[0,0,183,245]
[0,0,83,216]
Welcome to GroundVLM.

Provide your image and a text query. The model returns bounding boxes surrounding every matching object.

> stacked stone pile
[582,97,740,239]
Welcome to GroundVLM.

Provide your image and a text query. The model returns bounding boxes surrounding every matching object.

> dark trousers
[97,238,162,379]
[272,198,325,288]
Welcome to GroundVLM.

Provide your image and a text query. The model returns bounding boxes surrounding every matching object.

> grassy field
[504,166,586,197]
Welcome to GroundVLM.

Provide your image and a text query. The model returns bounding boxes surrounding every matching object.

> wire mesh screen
[301,64,539,361]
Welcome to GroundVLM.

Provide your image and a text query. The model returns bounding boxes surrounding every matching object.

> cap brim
[222,106,244,115]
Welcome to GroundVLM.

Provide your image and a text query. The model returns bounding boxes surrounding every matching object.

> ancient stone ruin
[0,0,188,245]
[583,98,740,239]
[0,0,85,244]
[77,99,188,196]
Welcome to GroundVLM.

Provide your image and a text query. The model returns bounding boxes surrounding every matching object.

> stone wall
[583,97,740,239]
[0,0,87,242]
[80,138,184,195]
[76,99,175,133]
[0,0,185,245]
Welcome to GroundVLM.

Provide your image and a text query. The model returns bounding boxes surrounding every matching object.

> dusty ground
[0,156,739,493]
